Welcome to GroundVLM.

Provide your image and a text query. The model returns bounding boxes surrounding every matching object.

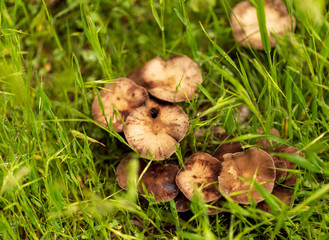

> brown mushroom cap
[255,128,280,150]
[275,146,304,186]
[131,55,203,102]
[231,0,296,50]
[207,199,225,216]
[138,163,179,202]
[257,186,293,214]
[116,154,147,190]
[92,78,148,132]
[218,148,276,204]
[174,192,190,213]
[176,152,222,203]
[124,99,189,160]
[272,156,287,182]
[213,135,243,162]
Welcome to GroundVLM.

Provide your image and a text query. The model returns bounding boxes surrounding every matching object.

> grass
[0,0,329,239]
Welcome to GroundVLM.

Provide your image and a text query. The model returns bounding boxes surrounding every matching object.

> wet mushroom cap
[134,55,203,102]
[231,0,296,50]
[176,152,222,203]
[92,78,148,132]
[218,148,275,204]
[138,163,179,202]
[124,99,189,160]
[257,186,293,214]
[275,146,304,186]
[116,154,147,190]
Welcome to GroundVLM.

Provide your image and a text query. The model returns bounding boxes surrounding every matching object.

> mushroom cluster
[115,127,304,214]
[92,55,202,160]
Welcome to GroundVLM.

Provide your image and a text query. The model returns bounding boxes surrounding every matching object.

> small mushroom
[176,152,222,203]
[174,192,190,213]
[231,0,296,50]
[92,78,148,132]
[124,99,189,160]
[275,146,304,186]
[213,134,243,162]
[138,163,179,202]
[207,199,225,215]
[255,128,280,150]
[116,154,147,190]
[272,156,287,182]
[257,186,293,214]
[130,55,203,102]
[218,148,275,204]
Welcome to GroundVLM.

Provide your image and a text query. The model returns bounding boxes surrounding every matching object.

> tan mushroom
[257,186,293,214]
[176,152,222,203]
[116,154,147,190]
[274,146,304,186]
[129,55,203,102]
[138,163,179,202]
[218,148,275,204]
[231,0,296,50]
[92,78,148,132]
[124,99,189,160]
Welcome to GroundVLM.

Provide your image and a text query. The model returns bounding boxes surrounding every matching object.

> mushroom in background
[129,55,203,102]
[255,128,280,150]
[138,163,179,202]
[176,152,222,203]
[92,78,148,132]
[257,186,293,214]
[124,99,189,160]
[231,0,296,50]
[213,134,243,162]
[174,192,190,213]
[218,148,276,204]
[116,154,147,190]
[274,146,305,186]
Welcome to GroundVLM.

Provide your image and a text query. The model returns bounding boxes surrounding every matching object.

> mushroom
[218,148,275,204]
[176,152,222,203]
[138,163,179,202]
[129,55,203,102]
[274,146,304,186]
[213,134,243,162]
[231,0,296,50]
[174,192,190,213]
[116,154,147,190]
[257,186,293,214]
[207,199,225,215]
[92,78,148,132]
[255,128,280,150]
[124,99,189,160]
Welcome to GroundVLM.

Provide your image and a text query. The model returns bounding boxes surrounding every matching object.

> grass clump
[0,0,329,239]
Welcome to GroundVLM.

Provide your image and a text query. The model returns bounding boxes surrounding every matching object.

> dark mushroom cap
[92,78,148,132]
[218,148,276,204]
[257,186,293,214]
[231,0,296,50]
[176,152,222,203]
[116,154,147,190]
[272,156,287,182]
[138,163,179,202]
[275,146,304,186]
[124,99,189,160]
[174,192,190,213]
[207,199,225,215]
[213,135,243,162]
[255,128,280,150]
[132,55,203,102]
